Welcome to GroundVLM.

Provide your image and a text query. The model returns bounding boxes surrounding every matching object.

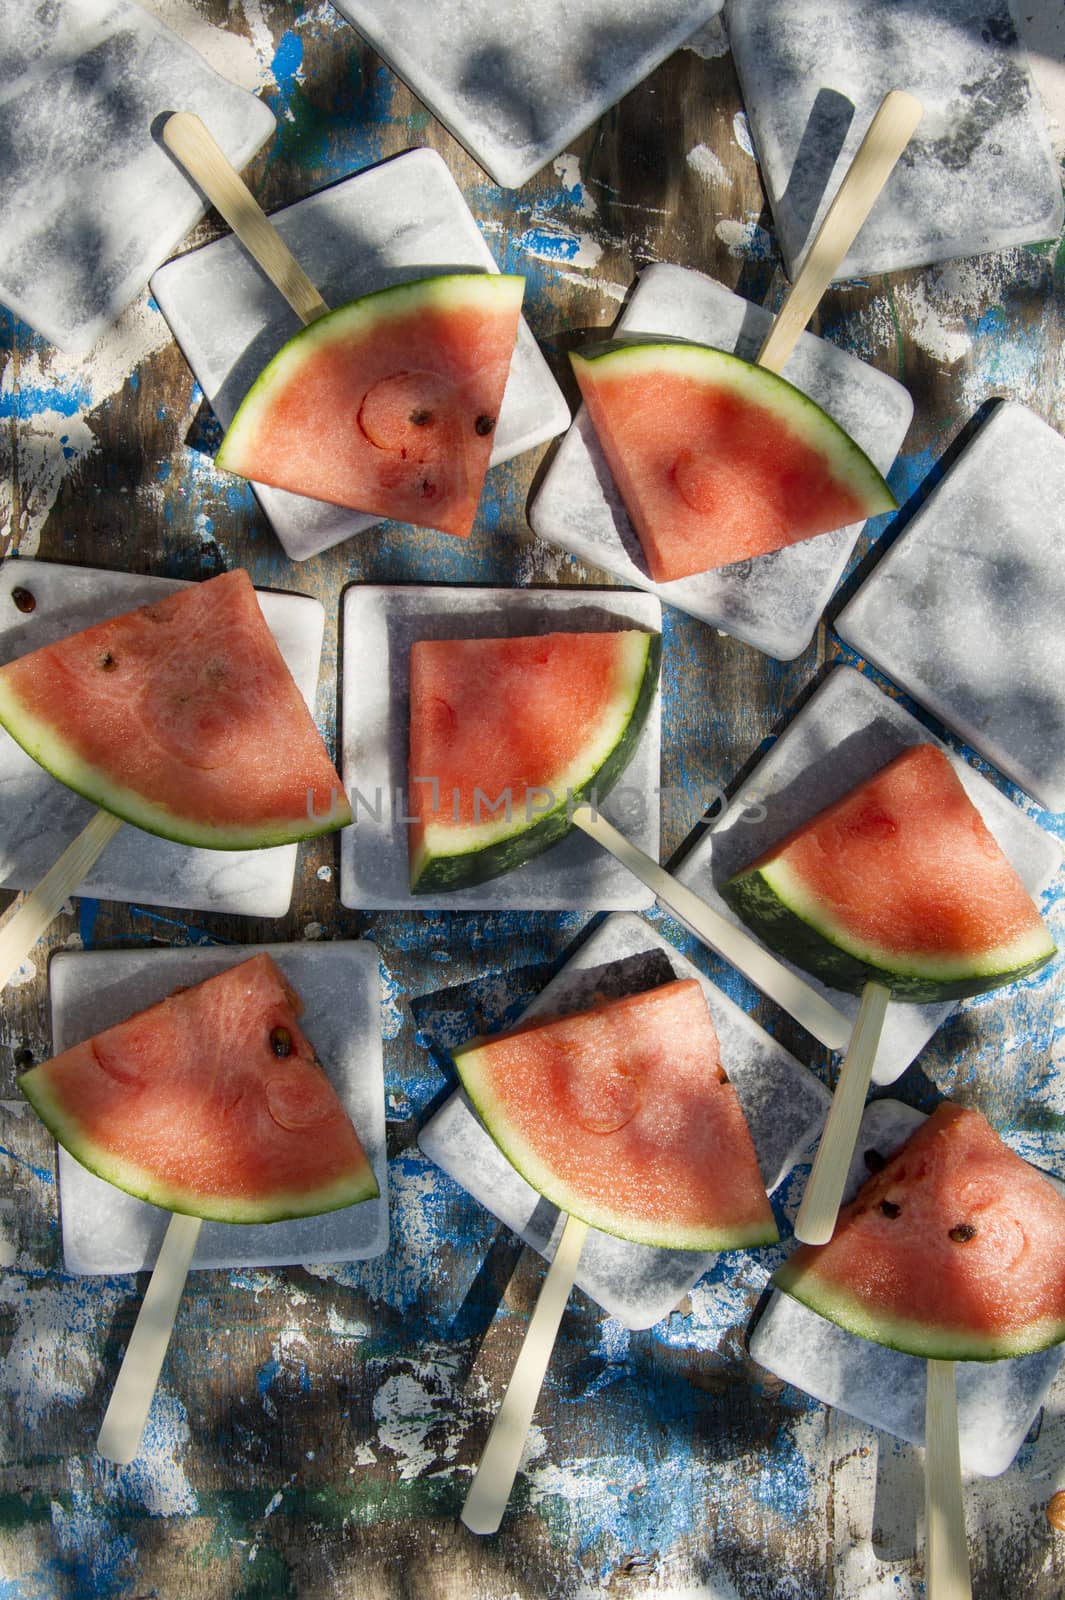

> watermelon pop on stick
[568,90,923,583]
[452,977,778,1533]
[721,744,1057,1247]
[162,113,524,541]
[770,1103,1065,1600]
[20,952,379,1464]
[0,567,351,990]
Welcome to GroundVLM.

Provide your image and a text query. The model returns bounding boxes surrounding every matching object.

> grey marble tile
[727,0,1063,278]
[749,1098,1065,1476]
[419,912,830,1329]
[0,0,274,352]
[339,585,662,910]
[527,263,912,658]
[837,403,1065,813]
[0,560,327,918]
[330,0,723,188]
[151,148,570,562]
[44,942,388,1273]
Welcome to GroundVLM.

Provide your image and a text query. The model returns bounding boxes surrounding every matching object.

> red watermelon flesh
[720,743,1056,1002]
[0,569,351,849]
[407,628,660,892]
[19,954,378,1223]
[216,274,525,539]
[453,978,778,1252]
[570,341,896,583]
[773,1103,1065,1360]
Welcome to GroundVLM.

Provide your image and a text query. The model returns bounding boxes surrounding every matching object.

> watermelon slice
[773,1103,1065,1361]
[0,568,351,850]
[19,954,378,1223]
[570,340,897,583]
[407,628,660,893]
[720,744,1055,1003]
[216,273,525,539]
[452,978,778,1251]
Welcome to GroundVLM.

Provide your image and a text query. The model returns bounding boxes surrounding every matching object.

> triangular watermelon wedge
[20,954,379,1223]
[720,743,1056,1003]
[216,273,525,539]
[453,977,778,1252]
[773,1103,1065,1361]
[0,568,351,850]
[570,339,897,582]
[407,628,661,893]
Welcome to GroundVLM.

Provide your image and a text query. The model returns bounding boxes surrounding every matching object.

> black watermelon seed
[879,1199,901,1219]
[99,652,116,671]
[11,587,36,614]
[475,414,496,436]
[409,408,433,426]
[863,1148,886,1173]
[270,1026,292,1058]
[949,1224,977,1243]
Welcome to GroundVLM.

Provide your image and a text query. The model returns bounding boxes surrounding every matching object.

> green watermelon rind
[772,1251,1065,1362]
[409,630,662,895]
[453,1036,778,1253]
[19,1063,379,1225]
[0,675,352,851]
[570,339,898,523]
[720,859,1057,1004]
[216,272,526,481]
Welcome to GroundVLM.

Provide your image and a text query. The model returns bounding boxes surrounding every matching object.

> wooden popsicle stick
[461,1212,589,1535]
[162,112,331,327]
[570,803,851,1052]
[925,1358,972,1600]
[0,809,123,991]
[794,979,891,1244]
[97,1211,204,1464]
[757,89,924,374]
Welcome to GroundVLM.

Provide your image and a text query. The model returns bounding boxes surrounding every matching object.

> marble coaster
[47,942,388,1273]
[0,0,274,353]
[150,148,570,563]
[727,0,1064,279]
[419,912,830,1329]
[749,1098,1065,1476]
[330,0,723,189]
[836,404,1065,814]
[339,585,662,911]
[674,666,1063,1084]
[0,560,327,919]
[527,263,912,659]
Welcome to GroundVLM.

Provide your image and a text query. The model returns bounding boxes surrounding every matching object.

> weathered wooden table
[1,5,1063,1597]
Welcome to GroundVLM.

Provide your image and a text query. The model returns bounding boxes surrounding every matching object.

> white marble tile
[675,666,1063,1083]
[749,1098,1065,1476]
[527,263,912,659]
[47,941,388,1273]
[727,0,1064,278]
[0,560,327,918]
[836,403,1065,813]
[151,148,570,562]
[330,0,723,188]
[0,0,274,353]
[419,912,830,1329]
[339,585,662,910]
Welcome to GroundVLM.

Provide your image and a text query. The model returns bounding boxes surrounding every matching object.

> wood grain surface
[1,4,1063,1598]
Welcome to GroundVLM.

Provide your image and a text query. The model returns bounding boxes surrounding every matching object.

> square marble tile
[836,403,1065,813]
[527,263,912,659]
[151,148,570,562]
[674,666,1062,1083]
[0,0,274,352]
[419,912,830,1329]
[727,0,1064,278]
[339,585,662,910]
[749,1098,1065,1476]
[330,0,723,189]
[0,560,327,918]
[48,941,388,1273]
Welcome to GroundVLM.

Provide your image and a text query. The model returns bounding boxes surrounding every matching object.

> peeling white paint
[687,142,730,188]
